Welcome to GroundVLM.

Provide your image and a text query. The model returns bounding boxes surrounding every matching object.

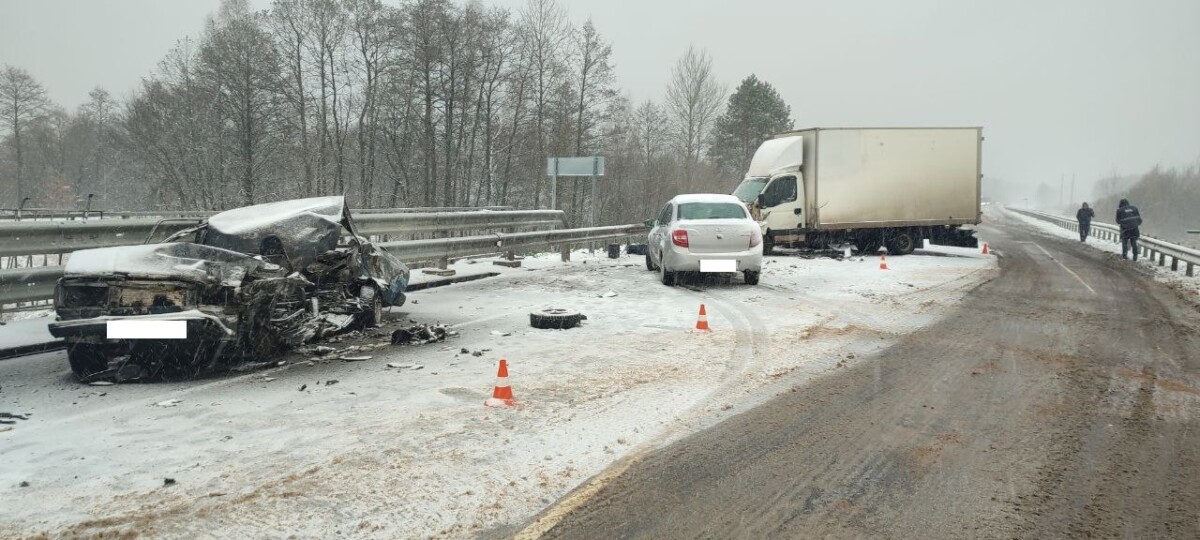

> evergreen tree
[708,74,792,183]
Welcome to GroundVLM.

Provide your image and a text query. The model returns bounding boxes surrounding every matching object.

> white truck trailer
[732,127,983,255]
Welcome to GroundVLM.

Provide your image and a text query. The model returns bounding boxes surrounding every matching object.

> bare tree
[665,46,724,191]
[0,65,48,206]
[517,0,570,208]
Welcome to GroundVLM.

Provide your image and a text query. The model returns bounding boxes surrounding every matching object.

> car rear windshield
[677,202,747,220]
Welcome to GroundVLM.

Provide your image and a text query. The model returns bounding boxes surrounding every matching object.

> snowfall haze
[1,0,1198,202]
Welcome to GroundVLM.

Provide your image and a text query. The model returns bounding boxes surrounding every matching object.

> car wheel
[645,250,657,271]
[67,343,108,378]
[530,308,587,329]
[886,231,917,256]
[358,286,383,328]
[743,270,760,285]
[659,257,676,286]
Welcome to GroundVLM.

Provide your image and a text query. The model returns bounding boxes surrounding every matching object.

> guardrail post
[1172,257,1179,272]
[1158,251,1166,266]
[1188,262,1195,277]
[560,244,571,262]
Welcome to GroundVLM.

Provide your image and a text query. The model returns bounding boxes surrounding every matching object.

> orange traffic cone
[695,304,711,331]
[981,242,990,255]
[879,254,890,270]
[484,359,516,408]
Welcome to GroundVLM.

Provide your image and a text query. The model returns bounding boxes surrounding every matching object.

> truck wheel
[763,235,776,256]
[67,343,109,378]
[660,259,676,286]
[886,231,917,255]
[743,270,760,285]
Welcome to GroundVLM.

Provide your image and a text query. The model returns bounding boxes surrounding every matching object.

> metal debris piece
[155,399,182,407]
[340,356,372,362]
[391,324,449,345]
[325,379,339,386]
[88,381,114,387]
[163,478,177,486]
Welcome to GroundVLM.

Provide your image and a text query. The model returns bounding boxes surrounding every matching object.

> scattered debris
[600,291,617,298]
[154,399,183,408]
[311,346,337,356]
[299,384,308,392]
[163,478,176,487]
[471,350,483,357]
[391,324,449,345]
[221,435,233,442]
[460,348,470,354]
[325,380,339,386]
[387,363,424,370]
[19,481,29,487]
[261,377,276,382]
[490,330,512,337]
[88,381,114,387]
[340,356,372,362]
[0,426,12,433]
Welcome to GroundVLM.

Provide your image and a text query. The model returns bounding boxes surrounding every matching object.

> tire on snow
[529,308,587,330]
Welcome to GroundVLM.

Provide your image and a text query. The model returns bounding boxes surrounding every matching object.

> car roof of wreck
[202,196,349,269]
[206,196,346,236]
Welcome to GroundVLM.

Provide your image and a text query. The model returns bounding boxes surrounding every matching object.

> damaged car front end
[49,196,410,380]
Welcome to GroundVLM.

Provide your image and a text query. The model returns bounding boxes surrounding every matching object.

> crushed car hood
[64,243,265,285]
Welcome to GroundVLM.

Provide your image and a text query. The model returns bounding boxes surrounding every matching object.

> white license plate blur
[700,259,737,273]
[106,320,188,340]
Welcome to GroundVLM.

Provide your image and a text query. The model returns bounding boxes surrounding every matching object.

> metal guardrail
[0,210,563,258]
[0,266,62,305]
[0,205,513,222]
[1010,207,1198,277]
[379,224,649,263]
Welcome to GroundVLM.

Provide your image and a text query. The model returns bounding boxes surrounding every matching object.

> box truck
[732,127,982,255]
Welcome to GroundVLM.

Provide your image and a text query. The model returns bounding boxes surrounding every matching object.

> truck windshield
[678,203,748,220]
[733,177,768,203]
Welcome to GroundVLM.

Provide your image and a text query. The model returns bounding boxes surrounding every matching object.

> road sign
[547,157,605,226]
[546,157,605,177]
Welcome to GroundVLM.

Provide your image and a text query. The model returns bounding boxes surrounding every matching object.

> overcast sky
[2,0,1197,200]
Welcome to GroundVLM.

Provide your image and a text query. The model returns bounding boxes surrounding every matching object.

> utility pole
[1070,174,1076,204]
[1059,174,1064,209]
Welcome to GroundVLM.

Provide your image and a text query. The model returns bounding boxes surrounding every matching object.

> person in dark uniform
[1075,202,1094,242]
[1116,199,1142,260]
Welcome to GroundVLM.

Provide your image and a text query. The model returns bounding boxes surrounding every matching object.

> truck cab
[732,135,807,252]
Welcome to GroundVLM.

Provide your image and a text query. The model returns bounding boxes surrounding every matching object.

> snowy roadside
[1,246,997,539]
[1005,206,1200,301]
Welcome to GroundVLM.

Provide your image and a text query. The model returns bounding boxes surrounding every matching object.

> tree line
[0,0,793,226]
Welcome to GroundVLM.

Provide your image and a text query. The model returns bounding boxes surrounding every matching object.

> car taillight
[671,229,689,248]
[750,228,762,248]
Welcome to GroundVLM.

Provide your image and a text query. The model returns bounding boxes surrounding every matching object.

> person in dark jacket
[1076,202,1095,242]
[1116,198,1142,260]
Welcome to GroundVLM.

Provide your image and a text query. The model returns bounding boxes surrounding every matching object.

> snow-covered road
[1,246,996,539]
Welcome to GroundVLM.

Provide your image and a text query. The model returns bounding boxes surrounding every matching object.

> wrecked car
[49,196,410,380]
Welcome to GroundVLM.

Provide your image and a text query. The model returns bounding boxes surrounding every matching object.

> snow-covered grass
[1006,206,1200,301]
[0,245,997,539]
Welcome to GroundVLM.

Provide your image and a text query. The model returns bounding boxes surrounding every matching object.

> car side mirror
[643,219,655,228]
[756,194,767,208]
[793,208,802,215]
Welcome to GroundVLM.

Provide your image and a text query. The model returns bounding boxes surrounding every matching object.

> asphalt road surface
[519,210,1200,539]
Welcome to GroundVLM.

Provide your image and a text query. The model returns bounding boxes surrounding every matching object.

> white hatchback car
[646,194,763,286]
